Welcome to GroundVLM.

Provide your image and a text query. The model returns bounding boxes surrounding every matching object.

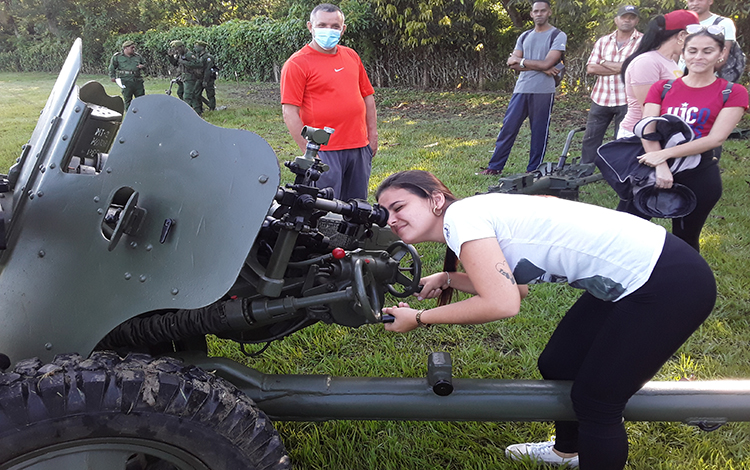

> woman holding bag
[635,24,747,251]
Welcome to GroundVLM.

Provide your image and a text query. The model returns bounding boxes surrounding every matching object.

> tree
[374,0,502,87]
[498,0,527,27]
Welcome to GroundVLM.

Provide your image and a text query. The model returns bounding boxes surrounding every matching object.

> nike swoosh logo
[334,68,344,72]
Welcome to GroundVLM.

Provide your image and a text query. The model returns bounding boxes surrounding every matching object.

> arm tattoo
[495,262,517,285]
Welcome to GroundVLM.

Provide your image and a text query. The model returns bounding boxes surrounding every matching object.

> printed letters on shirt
[663,103,711,138]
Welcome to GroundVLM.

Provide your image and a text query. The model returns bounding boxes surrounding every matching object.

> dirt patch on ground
[222,82,281,107]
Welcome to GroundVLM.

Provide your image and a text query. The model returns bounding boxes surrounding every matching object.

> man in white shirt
[685,0,738,77]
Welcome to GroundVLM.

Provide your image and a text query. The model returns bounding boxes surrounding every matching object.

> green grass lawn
[2,72,750,469]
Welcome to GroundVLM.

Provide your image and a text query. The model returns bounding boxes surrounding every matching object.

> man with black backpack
[685,0,745,83]
[478,0,567,176]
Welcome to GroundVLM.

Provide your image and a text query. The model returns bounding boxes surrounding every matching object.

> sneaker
[476,168,502,176]
[505,440,579,467]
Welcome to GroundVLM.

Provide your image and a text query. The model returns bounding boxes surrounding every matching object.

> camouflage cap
[195,40,208,47]
[122,40,136,49]
[169,40,184,48]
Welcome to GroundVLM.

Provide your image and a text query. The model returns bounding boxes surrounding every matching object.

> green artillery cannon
[1,40,749,469]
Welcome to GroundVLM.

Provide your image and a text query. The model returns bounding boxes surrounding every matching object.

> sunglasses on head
[685,24,725,36]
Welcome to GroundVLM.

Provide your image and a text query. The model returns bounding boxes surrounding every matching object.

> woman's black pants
[537,233,716,469]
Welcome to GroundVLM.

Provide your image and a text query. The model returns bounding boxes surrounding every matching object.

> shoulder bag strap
[722,81,734,104]
[660,79,676,101]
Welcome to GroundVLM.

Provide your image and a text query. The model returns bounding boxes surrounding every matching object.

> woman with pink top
[617,10,700,138]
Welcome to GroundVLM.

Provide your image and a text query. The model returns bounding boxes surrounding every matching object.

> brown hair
[376,170,459,306]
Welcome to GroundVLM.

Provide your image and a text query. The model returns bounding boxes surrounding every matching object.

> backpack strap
[519,28,560,51]
[549,28,561,48]
[660,78,732,105]
[712,16,723,26]
[722,81,734,104]
[660,79,676,101]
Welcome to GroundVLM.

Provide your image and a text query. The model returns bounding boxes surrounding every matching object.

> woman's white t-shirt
[443,193,666,301]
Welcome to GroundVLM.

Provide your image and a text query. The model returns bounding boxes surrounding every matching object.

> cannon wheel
[0,351,290,470]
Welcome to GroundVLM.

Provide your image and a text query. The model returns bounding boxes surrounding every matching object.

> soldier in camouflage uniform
[198,41,217,111]
[108,40,146,111]
[180,42,204,115]
[166,40,187,101]
[182,40,215,115]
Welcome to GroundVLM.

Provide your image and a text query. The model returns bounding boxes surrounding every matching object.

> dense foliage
[0,0,747,89]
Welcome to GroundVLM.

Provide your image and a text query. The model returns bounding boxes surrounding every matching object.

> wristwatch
[519,58,526,68]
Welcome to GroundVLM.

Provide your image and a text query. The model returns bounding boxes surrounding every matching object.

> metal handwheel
[352,258,382,323]
[386,241,422,298]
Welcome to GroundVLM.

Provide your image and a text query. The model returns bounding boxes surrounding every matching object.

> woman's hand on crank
[382,302,420,332]
[415,272,450,301]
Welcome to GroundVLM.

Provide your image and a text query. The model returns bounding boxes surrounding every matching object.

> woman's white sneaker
[505,439,579,467]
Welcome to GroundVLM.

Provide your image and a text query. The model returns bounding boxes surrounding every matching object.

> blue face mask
[313,28,341,50]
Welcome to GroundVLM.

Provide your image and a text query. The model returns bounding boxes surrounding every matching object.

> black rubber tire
[0,351,290,469]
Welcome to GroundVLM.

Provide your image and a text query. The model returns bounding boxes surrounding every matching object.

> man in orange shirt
[281,3,378,201]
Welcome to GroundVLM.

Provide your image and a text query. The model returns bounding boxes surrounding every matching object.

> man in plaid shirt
[581,5,643,164]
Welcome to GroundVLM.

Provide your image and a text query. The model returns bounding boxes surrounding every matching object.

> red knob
[332,247,346,259]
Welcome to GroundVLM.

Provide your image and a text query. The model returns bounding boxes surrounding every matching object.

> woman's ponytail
[438,247,458,306]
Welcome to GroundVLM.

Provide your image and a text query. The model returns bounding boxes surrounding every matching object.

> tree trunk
[500,0,525,27]
[47,17,60,37]
[0,0,20,37]
[477,47,485,90]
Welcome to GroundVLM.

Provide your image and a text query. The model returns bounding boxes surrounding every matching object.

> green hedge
[103,18,310,82]
[0,37,71,73]
[0,0,526,90]
[0,13,535,90]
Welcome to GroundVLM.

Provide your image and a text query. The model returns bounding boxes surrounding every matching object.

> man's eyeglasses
[685,24,725,36]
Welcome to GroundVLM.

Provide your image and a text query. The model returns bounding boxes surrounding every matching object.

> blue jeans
[487,93,554,173]
[581,102,627,164]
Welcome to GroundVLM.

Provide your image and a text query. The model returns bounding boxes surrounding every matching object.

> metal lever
[160,218,175,244]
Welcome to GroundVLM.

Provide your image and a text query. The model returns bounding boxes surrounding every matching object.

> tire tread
[0,351,290,469]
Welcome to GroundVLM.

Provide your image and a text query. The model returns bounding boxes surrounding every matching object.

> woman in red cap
[617,10,700,138]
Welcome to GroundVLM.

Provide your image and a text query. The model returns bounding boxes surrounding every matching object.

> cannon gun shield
[0,42,280,365]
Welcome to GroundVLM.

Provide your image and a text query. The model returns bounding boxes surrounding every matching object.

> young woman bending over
[376,170,716,469]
